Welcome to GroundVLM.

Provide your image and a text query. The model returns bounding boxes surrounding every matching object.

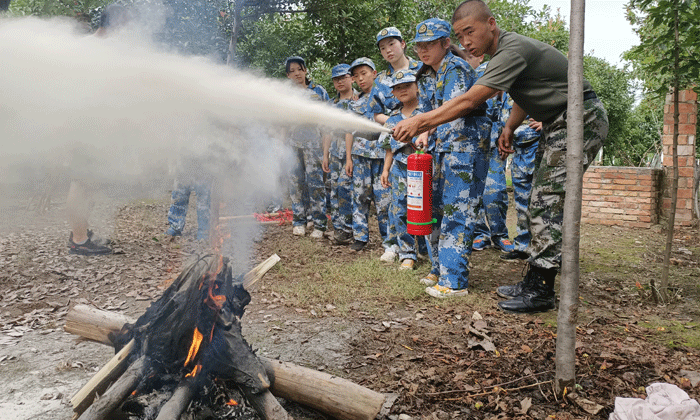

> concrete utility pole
[555,0,585,397]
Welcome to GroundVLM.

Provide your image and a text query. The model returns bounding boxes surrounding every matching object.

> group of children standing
[283,18,540,299]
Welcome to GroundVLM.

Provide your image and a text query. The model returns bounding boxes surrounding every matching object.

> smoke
[0,13,386,266]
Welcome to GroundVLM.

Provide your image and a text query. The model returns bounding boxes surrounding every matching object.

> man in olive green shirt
[394,0,609,314]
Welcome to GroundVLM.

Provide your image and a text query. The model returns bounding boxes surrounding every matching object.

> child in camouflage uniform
[323,63,357,245]
[411,18,491,298]
[346,57,391,252]
[285,56,330,239]
[369,27,423,125]
[379,69,425,270]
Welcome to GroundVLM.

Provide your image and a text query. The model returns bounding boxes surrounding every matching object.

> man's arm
[392,84,497,143]
[497,102,528,159]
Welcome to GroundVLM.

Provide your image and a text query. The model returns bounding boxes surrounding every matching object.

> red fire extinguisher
[406,149,435,235]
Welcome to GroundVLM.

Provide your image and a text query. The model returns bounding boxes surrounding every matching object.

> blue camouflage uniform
[473,60,510,247]
[328,64,355,235]
[349,58,391,246]
[379,71,425,261]
[288,80,330,231]
[414,19,491,291]
[504,93,540,252]
[166,157,213,241]
[368,57,423,119]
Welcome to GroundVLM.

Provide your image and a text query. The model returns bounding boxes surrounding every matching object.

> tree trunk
[226,1,244,67]
[554,0,585,397]
[660,0,680,303]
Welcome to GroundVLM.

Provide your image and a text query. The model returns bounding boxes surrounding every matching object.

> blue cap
[411,18,451,43]
[284,56,306,68]
[389,69,417,87]
[349,57,376,73]
[376,27,402,45]
[331,64,351,78]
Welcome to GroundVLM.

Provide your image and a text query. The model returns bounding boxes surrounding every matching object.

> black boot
[496,265,536,299]
[498,266,557,314]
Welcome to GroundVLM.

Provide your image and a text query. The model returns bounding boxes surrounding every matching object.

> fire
[185,363,202,378]
[184,328,204,366]
[225,399,238,406]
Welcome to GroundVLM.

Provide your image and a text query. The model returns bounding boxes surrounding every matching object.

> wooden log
[242,388,293,420]
[259,357,383,420]
[77,355,150,420]
[64,304,130,345]
[154,379,198,420]
[243,254,281,289]
[65,306,386,420]
[70,338,134,418]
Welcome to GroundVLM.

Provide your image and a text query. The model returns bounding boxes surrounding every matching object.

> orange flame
[185,364,202,378]
[184,328,204,366]
[225,399,238,406]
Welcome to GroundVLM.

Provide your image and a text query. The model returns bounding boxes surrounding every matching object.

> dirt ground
[1,188,699,420]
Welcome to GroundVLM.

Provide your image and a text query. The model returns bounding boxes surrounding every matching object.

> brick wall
[661,89,697,226]
[581,166,663,228]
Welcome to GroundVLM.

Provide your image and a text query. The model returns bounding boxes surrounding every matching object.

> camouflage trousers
[167,178,212,240]
[329,155,353,234]
[352,155,390,246]
[383,161,417,261]
[427,149,488,290]
[289,146,327,230]
[528,98,608,269]
[510,138,538,251]
[474,144,509,242]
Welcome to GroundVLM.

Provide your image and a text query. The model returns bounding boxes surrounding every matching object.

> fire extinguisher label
[407,170,423,211]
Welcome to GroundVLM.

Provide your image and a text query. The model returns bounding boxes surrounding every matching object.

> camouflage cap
[284,56,306,68]
[376,26,402,45]
[349,57,376,73]
[331,64,351,78]
[411,18,451,43]
[389,69,418,87]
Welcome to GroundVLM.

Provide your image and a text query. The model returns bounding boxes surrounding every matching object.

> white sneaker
[425,284,468,298]
[292,226,306,236]
[309,229,324,239]
[380,249,397,263]
[306,221,314,230]
[419,273,439,286]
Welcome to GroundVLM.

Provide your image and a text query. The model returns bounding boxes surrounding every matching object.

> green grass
[637,317,700,349]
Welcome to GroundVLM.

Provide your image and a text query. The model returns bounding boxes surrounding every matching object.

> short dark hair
[285,56,307,74]
[452,0,493,24]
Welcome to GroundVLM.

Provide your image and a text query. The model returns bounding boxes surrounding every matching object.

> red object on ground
[406,151,434,235]
[253,209,293,225]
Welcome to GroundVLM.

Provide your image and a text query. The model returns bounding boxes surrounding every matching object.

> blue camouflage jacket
[288,81,330,148]
[379,107,434,165]
[368,58,423,117]
[328,91,357,159]
[350,91,385,159]
[417,51,491,153]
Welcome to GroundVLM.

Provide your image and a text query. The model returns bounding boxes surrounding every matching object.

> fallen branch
[442,381,553,401]
[419,370,553,396]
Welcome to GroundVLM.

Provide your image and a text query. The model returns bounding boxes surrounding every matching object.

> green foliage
[8,0,110,23]
[624,0,700,97]
[582,56,635,166]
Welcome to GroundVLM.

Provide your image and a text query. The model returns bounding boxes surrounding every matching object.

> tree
[625,0,700,302]
[555,0,584,398]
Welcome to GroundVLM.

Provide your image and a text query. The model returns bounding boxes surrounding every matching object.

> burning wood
[73,254,283,420]
[67,254,387,420]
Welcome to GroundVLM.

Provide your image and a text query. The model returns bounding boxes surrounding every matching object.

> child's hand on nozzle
[380,170,390,188]
[414,132,429,150]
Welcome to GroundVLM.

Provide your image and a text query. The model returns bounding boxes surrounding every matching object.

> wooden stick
[77,355,150,420]
[242,388,293,420]
[219,212,281,221]
[70,338,135,417]
[243,254,281,289]
[65,306,386,420]
[154,378,198,420]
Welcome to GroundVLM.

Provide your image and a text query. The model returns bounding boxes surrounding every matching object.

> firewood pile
[66,254,387,420]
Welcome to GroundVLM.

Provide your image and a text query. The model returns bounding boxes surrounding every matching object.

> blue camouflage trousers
[511,138,539,251]
[329,155,353,234]
[427,150,488,289]
[167,178,212,240]
[383,161,416,261]
[352,155,390,245]
[528,98,608,269]
[474,144,509,242]
[289,146,327,230]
